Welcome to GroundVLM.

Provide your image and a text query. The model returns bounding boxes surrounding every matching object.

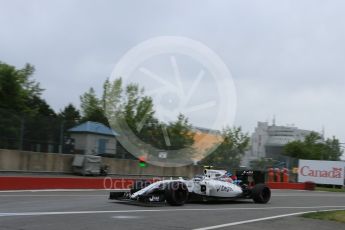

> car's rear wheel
[165,181,189,206]
[252,184,271,204]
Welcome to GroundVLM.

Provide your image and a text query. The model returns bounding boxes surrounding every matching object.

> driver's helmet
[226,171,232,177]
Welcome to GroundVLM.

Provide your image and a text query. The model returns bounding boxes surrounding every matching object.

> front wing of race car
[109,180,189,206]
[109,193,167,207]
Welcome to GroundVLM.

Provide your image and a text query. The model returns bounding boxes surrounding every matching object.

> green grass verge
[315,186,345,192]
[302,210,345,223]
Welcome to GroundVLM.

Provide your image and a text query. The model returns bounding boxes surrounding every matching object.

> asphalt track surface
[0,189,345,230]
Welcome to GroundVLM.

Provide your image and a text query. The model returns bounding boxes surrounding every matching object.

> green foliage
[122,83,155,133]
[103,78,123,120]
[0,108,22,149]
[315,186,345,192]
[0,61,60,151]
[80,87,108,125]
[0,61,196,155]
[80,87,100,117]
[103,77,195,158]
[284,132,343,160]
[26,95,56,118]
[164,114,194,150]
[0,63,25,111]
[302,210,345,223]
[58,103,81,130]
[0,62,44,115]
[201,127,249,168]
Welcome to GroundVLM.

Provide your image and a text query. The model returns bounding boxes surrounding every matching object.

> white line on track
[0,195,105,197]
[0,189,113,193]
[111,215,141,219]
[273,193,345,197]
[1,206,345,217]
[1,193,344,198]
[193,208,345,230]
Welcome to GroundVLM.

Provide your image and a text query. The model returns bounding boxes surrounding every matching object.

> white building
[69,121,118,156]
[242,121,314,167]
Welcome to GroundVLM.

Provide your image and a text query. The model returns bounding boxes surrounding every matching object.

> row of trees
[0,60,250,165]
[82,78,252,165]
[1,60,342,166]
[80,78,195,152]
[0,62,53,117]
[0,61,198,159]
[250,132,343,170]
[284,132,343,161]
[201,127,250,169]
[0,62,65,151]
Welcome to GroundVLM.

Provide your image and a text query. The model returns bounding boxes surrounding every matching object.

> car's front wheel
[165,181,189,206]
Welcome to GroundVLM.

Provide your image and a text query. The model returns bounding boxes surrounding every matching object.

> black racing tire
[165,181,189,206]
[252,184,271,204]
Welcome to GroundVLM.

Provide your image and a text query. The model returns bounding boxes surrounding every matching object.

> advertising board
[298,159,345,185]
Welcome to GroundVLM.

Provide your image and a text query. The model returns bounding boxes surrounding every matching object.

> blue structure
[68,121,118,155]
[69,121,118,136]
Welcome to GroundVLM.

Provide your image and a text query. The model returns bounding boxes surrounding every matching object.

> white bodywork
[131,169,243,199]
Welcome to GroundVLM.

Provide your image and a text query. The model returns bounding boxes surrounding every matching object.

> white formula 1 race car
[109,169,271,206]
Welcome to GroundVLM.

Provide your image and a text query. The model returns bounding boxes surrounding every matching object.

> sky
[1,0,345,158]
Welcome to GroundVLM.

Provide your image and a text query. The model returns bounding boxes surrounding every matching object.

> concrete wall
[0,149,203,178]
[102,157,203,178]
[0,149,74,173]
